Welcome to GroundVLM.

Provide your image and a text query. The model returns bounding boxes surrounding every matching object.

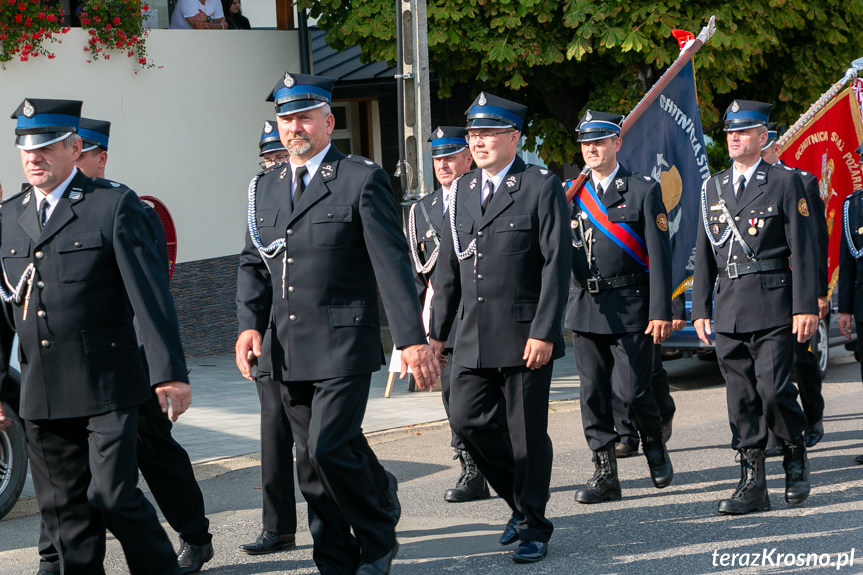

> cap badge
[585,111,593,122]
[436,127,444,138]
[506,175,517,188]
[731,101,740,113]
[22,100,35,118]
[615,178,624,190]
[478,92,487,106]
[283,73,295,88]
[263,122,273,134]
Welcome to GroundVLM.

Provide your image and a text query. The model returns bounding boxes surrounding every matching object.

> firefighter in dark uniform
[238,120,299,557]
[565,110,674,504]
[28,117,215,575]
[761,122,829,452]
[235,72,439,575]
[0,99,190,574]
[429,92,571,564]
[408,126,490,502]
[838,143,863,464]
[692,100,819,515]
[613,294,684,457]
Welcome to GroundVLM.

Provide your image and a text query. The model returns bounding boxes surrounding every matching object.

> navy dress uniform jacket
[237,146,428,381]
[838,190,863,317]
[429,157,572,368]
[691,160,819,331]
[564,166,672,333]
[0,171,188,420]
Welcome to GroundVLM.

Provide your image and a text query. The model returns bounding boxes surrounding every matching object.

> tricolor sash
[575,181,650,271]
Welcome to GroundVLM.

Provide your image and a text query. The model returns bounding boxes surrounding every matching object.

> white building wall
[0,28,300,263]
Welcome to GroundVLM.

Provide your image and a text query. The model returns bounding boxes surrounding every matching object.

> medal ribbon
[575,180,649,271]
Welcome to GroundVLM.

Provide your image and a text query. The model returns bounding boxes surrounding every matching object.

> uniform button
[735,216,740,221]
[477,252,484,259]
[286,229,293,236]
[287,258,295,264]
[37,310,46,318]
[477,274,484,280]
[288,286,295,293]
[733,255,738,260]
[74,241,82,248]
[9,249,15,255]
[259,217,264,223]
[327,213,334,219]
[111,342,117,348]
[289,314,297,321]
[34,251,44,259]
[36,281,44,288]
[354,317,361,323]
[477,231,484,237]
[477,297,485,303]
[40,340,50,348]
[510,222,515,228]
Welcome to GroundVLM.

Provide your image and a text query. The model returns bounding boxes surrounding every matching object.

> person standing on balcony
[171,0,227,29]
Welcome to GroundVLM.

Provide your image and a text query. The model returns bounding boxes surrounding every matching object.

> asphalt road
[2,351,863,574]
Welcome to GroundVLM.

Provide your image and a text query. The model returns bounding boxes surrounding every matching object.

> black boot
[444,449,490,502]
[782,436,811,505]
[575,443,621,503]
[718,448,770,515]
[641,430,673,488]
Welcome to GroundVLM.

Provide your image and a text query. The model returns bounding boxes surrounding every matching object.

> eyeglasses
[259,155,290,169]
[467,129,515,143]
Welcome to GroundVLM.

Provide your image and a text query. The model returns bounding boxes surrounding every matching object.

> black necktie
[293,166,308,208]
[736,175,745,199]
[481,181,494,214]
[38,198,49,230]
[595,180,604,200]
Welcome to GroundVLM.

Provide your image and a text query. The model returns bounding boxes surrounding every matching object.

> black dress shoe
[576,443,621,503]
[856,454,863,465]
[178,539,214,574]
[356,542,399,575]
[513,540,548,563]
[804,420,824,448]
[718,448,770,515]
[238,530,296,555]
[444,449,491,502]
[614,442,638,458]
[499,513,524,545]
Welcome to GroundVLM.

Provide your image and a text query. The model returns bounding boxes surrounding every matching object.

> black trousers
[281,374,394,575]
[38,392,211,572]
[449,362,554,543]
[26,408,179,575]
[439,349,465,450]
[792,339,825,425]
[717,326,807,449]
[573,331,663,451]
[614,344,676,448]
[256,371,298,534]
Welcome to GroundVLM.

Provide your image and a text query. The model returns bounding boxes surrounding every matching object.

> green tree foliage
[301,0,863,167]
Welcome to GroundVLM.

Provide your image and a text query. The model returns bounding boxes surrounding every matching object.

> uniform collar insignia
[478,92,487,106]
[21,191,30,206]
[540,168,548,175]
[22,99,35,118]
[722,175,730,186]
[69,190,83,200]
[469,177,477,190]
[436,127,444,138]
[279,166,288,180]
[263,122,273,134]
[321,164,334,178]
[615,178,624,189]
[431,197,438,206]
[755,172,766,180]
[110,182,120,187]
[284,73,295,88]
[731,100,740,113]
[506,175,517,188]
[365,159,374,165]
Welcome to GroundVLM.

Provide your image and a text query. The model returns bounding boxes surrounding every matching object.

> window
[330,103,352,155]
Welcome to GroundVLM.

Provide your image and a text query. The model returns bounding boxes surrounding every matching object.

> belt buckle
[726,262,739,279]
[586,278,600,293]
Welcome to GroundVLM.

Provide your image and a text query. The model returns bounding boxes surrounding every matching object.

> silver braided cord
[701,178,732,248]
[246,173,285,259]
[449,175,476,261]
[408,202,439,274]
[844,197,863,259]
[0,263,35,304]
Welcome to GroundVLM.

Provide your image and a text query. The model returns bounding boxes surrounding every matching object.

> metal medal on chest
[712,224,720,235]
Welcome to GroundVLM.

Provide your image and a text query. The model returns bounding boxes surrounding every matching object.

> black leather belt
[718,257,789,279]
[574,272,650,294]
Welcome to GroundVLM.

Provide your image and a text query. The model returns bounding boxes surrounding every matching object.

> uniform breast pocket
[748,204,780,229]
[494,213,532,254]
[56,230,104,284]
[255,209,281,245]
[311,205,353,248]
[455,214,475,247]
[0,239,31,284]
[607,208,640,225]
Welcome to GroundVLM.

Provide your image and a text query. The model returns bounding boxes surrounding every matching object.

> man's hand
[672,319,687,331]
[154,381,192,422]
[187,11,209,29]
[523,338,553,370]
[0,402,10,431]
[236,329,262,380]
[400,343,441,390]
[694,318,713,346]
[792,313,819,343]
[839,312,854,340]
[645,320,673,344]
[818,297,829,319]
